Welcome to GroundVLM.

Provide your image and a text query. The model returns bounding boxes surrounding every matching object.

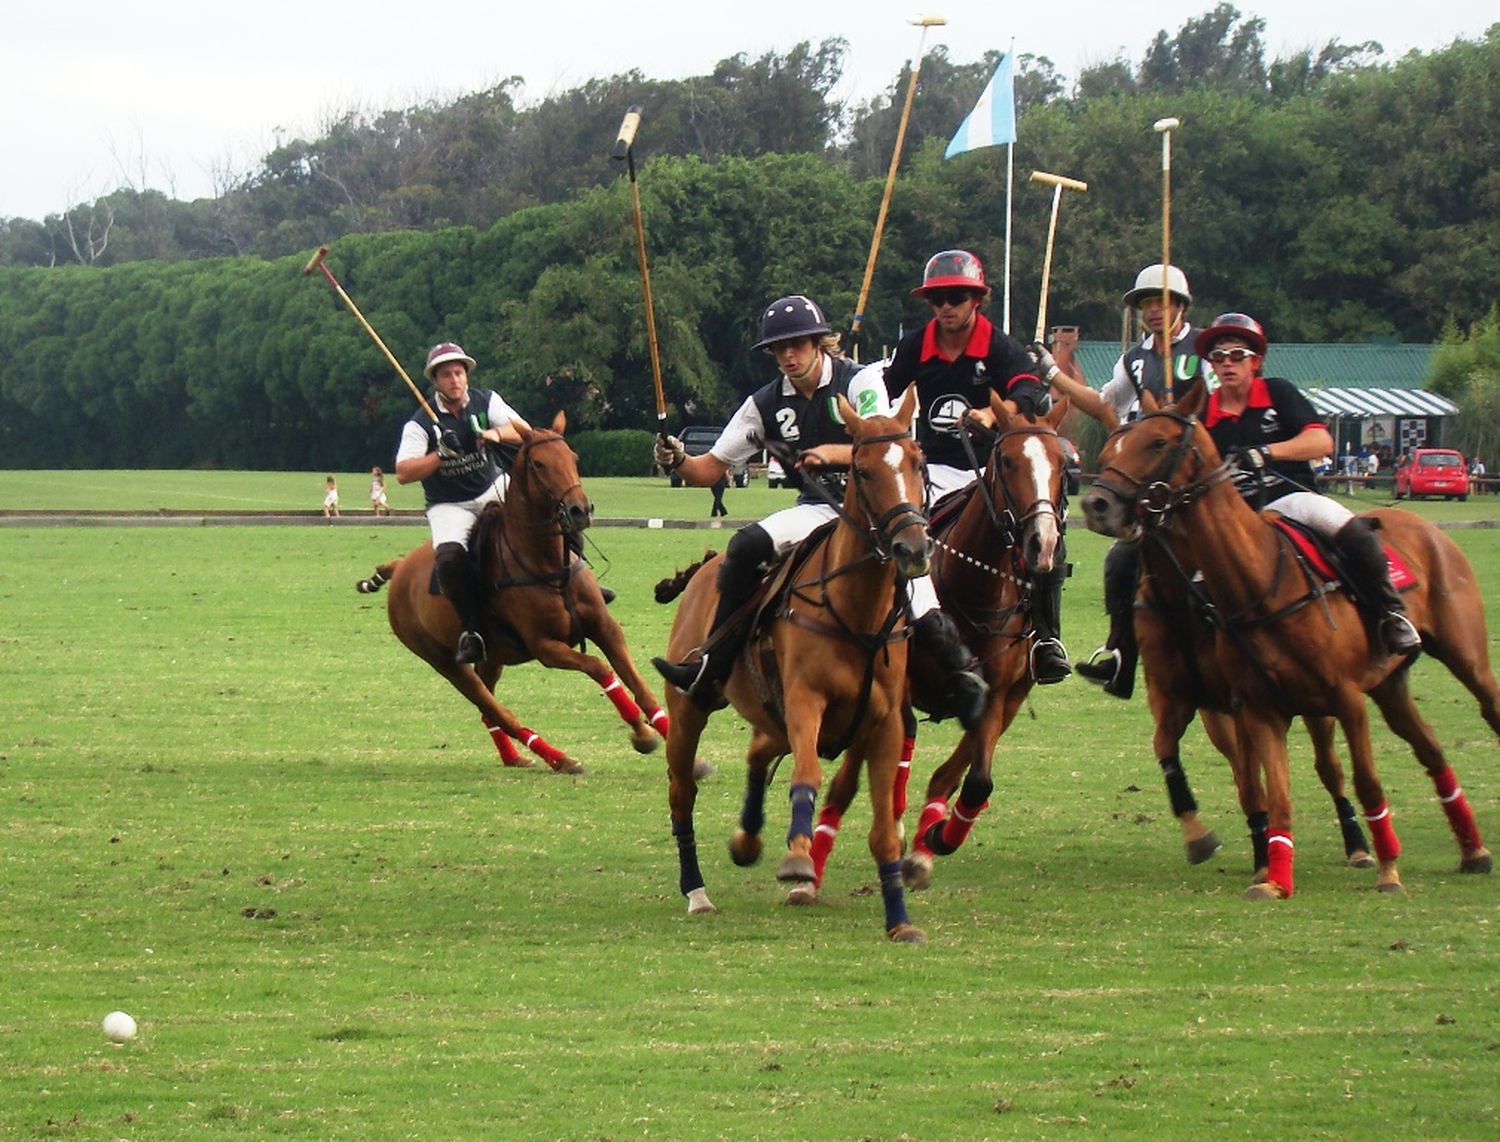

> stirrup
[1030,638,1071,684]
[651,652,728,710]
[1075,646,1121,686]
[456,630,487,666]
[1380,612,1421,655]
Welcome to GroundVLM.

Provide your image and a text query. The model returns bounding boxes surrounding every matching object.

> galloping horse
[1081,378,1497,898]
[795,393,1073,895]
[356,412,667,773]
[656,388,933,940]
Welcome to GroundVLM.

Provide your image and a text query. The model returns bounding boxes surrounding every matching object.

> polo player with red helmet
[394,342,530,666]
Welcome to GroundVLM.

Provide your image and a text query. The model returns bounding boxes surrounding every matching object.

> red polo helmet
[912,249,987,295]
[1194,312,1268,358]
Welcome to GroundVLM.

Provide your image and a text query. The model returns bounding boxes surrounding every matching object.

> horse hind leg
[667,700,716,915]
[1302,715,1375,868]
[1370,675,1492,875]
[356,560,399,594]
[731,733,780,871]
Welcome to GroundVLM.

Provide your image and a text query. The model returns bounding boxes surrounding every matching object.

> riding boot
[910,611,989,731]
[653,524,774,709]
[435,542,487,666]
[1334,518,1422,656]
[1077,540,1137,697]
[1028,564,1072,684]
[564,529,614,604]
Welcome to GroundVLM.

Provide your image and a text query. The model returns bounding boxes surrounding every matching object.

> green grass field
[1,475,1497,1138]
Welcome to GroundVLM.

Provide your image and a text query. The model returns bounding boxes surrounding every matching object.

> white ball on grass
[102,1011,137,1043]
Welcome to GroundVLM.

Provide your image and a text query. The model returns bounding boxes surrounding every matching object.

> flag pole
[851,14,947,355]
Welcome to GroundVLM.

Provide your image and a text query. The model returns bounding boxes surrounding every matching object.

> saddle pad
[1272,518,1417,590]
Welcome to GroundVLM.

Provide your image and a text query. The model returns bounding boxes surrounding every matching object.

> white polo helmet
[424,341,476,380]
[1122,264,1192,308]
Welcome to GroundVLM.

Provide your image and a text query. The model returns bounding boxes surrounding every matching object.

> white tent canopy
[1306,387,1459,418]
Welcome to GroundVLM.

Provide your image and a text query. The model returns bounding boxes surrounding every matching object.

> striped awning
[1306,387,1459,418]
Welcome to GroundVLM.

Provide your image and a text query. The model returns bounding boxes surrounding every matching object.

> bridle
[1092,409,1234,531]
[511,433,588,536]
[976,422,1067,548]
[847,430,930,564]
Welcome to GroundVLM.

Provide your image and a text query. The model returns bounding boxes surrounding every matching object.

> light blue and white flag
[944,54,1016,158]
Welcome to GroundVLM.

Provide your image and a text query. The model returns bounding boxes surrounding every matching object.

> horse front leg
[1238,710,1297,900]
[1302,715,1376,869]
[1369,673,1492,877]
[864,714,926,944]
[665,694,716,915]
[584,612,672,749]
[731,732,781,869]
[1200,709,1265,875]
[523,636,649,767]
[1147,680,1221,865]
[775,686,828,885]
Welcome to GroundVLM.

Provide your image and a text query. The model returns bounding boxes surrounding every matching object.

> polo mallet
[1028,170,1088,345]
[850,13,947,351]
[302,245,442,426]
[611,105,667,436]
[1154,116,1180,398]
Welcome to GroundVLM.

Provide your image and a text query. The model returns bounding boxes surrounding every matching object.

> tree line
[1,9,1496,471]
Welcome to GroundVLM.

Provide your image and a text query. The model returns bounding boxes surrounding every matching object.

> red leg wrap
[810,806,842,885]
[938,798,988,851]
[648,706,670,735]
[1431,767,1484,852]
[518,727,568,768]
[1364,801,1402,862]
[893,758,912,821]
[912,799,947,856]
[600,673,643,724]
[482,715,523,765]
[1266,828,1295,897]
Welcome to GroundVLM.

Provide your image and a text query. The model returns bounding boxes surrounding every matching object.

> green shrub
[570,428,656,477]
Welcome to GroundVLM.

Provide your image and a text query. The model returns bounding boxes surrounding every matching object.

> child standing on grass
[322,475,340,519]
[369,467,392,515]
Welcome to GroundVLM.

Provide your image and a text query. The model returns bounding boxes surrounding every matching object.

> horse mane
[654,551,718,603]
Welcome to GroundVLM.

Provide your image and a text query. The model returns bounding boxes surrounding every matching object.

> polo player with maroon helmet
[881,249,1072,685]
[394,342,530,666]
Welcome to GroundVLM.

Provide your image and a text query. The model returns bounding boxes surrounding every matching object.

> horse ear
[895,383,917,430]
[551,409,567,434]
[987,388,1014,431]
[836,393,861,434]
[1173,376,1207,417]
[1047,394,1071,430]
[1139,388,1161,414]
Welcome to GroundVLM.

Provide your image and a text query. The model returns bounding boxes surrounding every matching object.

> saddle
[1272,518,1417,592]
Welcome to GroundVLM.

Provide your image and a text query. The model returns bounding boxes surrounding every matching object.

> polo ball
[102,1011,137,1043]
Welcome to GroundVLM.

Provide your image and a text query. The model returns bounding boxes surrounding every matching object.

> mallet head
[1153,117,1180,133]
[908,13,948,26]
[303,245,330,276]
[612,106,642,161]
[1030,170,1089,193]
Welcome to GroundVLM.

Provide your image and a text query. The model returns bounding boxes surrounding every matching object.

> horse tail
[654,550,718,604]
[357,560,400,595]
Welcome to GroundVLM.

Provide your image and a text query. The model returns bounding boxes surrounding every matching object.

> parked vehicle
[1394,448,1470,501]
[669,426,749,488]
[766,456,788,489]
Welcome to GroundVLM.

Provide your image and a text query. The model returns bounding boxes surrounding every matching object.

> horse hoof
[1185,832,1222,864]
[550,759,586,775]
[630,731,660,755]
[692,759,716,781]
[502,757,536,769]
[1460,848,1493,874]
[1375,880,1406,894]
[728,831,763,868]
[785,884,818,906]
[902,852,934,891]
[1243,881,1288,901]
[685,887,717,915]
[887,923,927,944]
[777,854,816,883]
[1347,850,1377,869]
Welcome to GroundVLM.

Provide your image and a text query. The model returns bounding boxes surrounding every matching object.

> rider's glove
[1007,376,1048,417]
[1027,341,1061,382]
[434,425,465,460]
[654,434,687,473]
[1227,446,1272,499]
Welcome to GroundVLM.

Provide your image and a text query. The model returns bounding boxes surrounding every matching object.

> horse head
[837,383,932,579]
[511,410,594,536]
[1080,377,1229,539]
[982,391,1071,574]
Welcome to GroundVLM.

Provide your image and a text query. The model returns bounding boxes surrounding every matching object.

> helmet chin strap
[785,351,822,387]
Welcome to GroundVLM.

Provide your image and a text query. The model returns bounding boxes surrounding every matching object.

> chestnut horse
[656,389,933,940]
[796,393,1074,896]
[1081,378,1497,898]
[356,412,667,773]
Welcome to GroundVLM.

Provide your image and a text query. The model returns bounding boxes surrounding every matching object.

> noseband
[514,433,587,534]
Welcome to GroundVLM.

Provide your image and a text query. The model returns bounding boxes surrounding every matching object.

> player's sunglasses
[925,288,979,308]
[1208,347,1259,364]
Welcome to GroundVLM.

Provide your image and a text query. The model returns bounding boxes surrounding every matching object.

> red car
[1394,448,1470,501]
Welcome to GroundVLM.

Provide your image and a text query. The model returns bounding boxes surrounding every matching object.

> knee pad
[718,524,775,598]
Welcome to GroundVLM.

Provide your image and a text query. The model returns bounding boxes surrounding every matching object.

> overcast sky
[3,2,1492,220]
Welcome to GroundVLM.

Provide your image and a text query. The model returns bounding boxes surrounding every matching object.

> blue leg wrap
[1159,754,1199,817]
[879,859,910,930]
[787,783,817,843]
[740,769,767,837]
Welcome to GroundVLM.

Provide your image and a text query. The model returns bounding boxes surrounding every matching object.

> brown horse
[795,393,1074,895]
[356,412,667,773]
[656,388,932,940]
[1081,378,1497,898]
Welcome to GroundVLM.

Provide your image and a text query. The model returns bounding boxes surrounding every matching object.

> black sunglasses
[1208,347,1259,364]
[926,288,978,308]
